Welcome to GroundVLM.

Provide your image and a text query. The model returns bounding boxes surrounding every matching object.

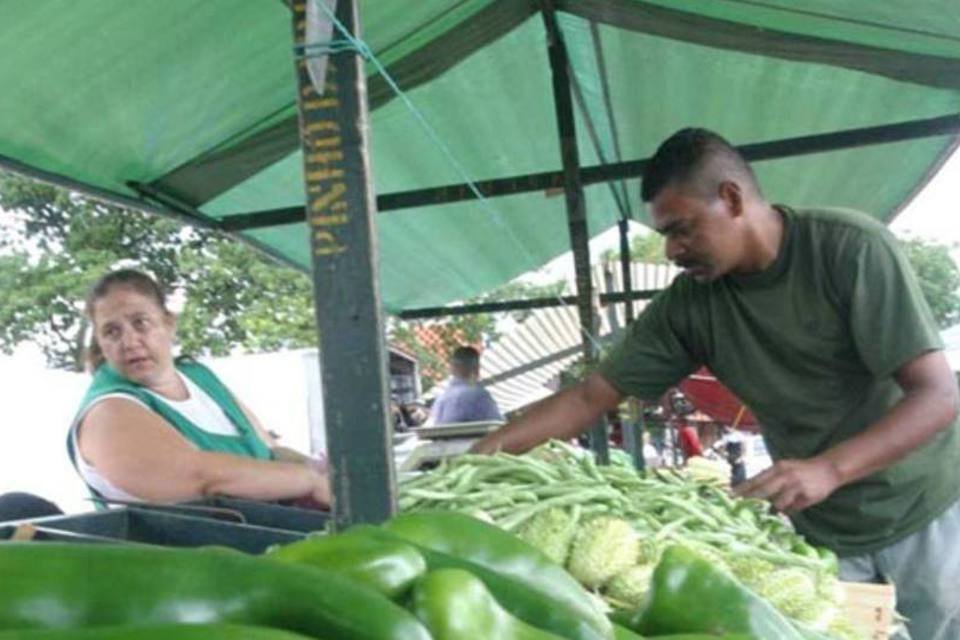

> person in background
[67,269,330,508]
[668,389,702,461]
[642,405,668,461]
[676,418,703,461]
[404,401,429,427]
[429,346,503,425]
[713,426,747,486]
[472,128,960,639]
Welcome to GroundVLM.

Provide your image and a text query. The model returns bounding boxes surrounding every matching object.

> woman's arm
[78,398,329,505]
[236,399,316,464]
[736,350,959,513]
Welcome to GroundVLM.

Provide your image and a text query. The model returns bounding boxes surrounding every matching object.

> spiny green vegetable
[825,616,868,640]
[567,516,638,589]
[727,555,776,588]
[756,568,823,624]
[517,506,581,566]
[604,564,655,609]
[815,572,845,605]
[635,537,662,567]
[682,541,731,575]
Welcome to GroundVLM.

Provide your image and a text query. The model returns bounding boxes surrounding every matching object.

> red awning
[677,368,758,429]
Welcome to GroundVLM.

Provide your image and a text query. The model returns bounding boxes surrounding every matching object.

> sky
[890,145,960,256]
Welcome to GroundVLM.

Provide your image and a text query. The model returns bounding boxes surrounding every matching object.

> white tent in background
[941,324,960,372]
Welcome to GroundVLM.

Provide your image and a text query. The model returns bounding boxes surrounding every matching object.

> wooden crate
[841,581,896,640]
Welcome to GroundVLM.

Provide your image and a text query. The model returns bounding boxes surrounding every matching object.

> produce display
[0,540,431,640]
[399,442,864,639]
[0,624,317,639]
[0,443,877,639]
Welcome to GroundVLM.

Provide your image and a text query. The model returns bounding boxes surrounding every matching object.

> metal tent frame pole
[618,219,636,323]
[540,0,609,464]
[398,288,660,319]
[617,219,646,469]
[291,0,395,528]
[212,113,960,230]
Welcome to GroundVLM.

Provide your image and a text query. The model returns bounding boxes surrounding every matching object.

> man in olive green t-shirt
[472,128,960,639]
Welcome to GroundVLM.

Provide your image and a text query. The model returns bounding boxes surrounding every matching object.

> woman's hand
[289,466,331,510]
[310,470,332,507]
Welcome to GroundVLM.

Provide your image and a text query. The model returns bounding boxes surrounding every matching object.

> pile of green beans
[398,441,824,572]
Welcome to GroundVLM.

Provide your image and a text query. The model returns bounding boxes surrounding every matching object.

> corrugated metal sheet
[479,261,681,413]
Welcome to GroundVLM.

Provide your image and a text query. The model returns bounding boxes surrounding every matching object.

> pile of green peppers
[0,512,822,639]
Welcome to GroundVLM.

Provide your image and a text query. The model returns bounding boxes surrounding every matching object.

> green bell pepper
[613,624,752,640]
[382,511,612,640]
[646,636,754,639]
[790,542,821,562]
[0,624,318,639]
[792,623,839,640]
[817,547,839,575]
[632,545,804,639]
[412,568,565,639]
[0,542,431,640]
[266,525,426,600]
[613,623,645,639]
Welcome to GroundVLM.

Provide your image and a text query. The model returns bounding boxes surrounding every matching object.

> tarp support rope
[313,0,610,358]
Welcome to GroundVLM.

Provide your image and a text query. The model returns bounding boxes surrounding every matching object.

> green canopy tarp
[2,0,959,311]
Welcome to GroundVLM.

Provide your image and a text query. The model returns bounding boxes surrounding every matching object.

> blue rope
[312,0,490,209]
[295,36,372,60]
[309,0,607,353]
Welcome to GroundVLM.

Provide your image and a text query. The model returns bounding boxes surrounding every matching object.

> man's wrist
[816,452,849,489]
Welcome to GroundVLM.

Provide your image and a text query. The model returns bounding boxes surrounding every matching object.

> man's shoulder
[458,383,493,399]
[787,205,888,238]
[440,379,494,400]
[785,205,897,268]
[433,379,473,401]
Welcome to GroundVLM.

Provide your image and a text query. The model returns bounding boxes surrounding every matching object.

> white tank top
[73,373,243,502]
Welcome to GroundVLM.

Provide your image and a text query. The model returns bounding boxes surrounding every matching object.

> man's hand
[734,457,843,513]
[469,431,504,454]
[466,372,623,456]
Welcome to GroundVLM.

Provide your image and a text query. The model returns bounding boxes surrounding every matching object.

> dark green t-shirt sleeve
[597,286,699,401]
[842,227,943,377]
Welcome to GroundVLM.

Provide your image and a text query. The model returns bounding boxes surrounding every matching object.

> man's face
[650,183,741,283]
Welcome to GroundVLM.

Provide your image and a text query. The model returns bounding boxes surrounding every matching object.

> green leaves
[898,235,960,329]
[0,171,316,370]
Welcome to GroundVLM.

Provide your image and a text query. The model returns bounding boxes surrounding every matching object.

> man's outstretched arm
[470,372,624,454]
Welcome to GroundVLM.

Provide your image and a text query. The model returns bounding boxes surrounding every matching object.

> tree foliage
[389,280,566,392]
[899,236,960,329]
[3,168,958,381]
[601,231,667,264]
[0,171,316,370]
[628,232,668,264]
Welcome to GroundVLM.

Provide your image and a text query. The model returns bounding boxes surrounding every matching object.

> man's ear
[717,180,744,218]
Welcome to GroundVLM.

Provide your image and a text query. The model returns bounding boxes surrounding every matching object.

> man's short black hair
[450,346,482,379]
[451,346,480,368]
[641,128,759,202]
